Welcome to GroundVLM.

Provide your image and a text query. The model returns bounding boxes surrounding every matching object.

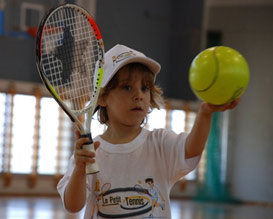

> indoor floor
[0,196,273,219]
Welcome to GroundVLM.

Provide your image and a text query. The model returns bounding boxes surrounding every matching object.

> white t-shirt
[57,128,201,218]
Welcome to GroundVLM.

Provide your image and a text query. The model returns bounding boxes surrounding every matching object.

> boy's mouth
[131,106,143,111]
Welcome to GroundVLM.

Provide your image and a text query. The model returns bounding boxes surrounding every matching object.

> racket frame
[36,4,104,174]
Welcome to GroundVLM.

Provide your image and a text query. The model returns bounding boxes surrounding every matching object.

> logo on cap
[112,50,137,66]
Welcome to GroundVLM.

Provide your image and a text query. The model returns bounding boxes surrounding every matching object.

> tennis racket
[100,182,111,197]
[134,184,151,196]
[36,4,104,174]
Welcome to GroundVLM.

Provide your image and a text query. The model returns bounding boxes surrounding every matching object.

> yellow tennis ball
[189,46,250,105]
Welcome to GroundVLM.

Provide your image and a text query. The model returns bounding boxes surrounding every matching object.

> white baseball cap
[101,44,161,87]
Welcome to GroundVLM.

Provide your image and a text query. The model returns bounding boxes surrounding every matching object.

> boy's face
[101,69,151,128]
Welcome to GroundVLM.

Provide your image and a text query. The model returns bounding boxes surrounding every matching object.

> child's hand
[73,130,100,173]
[200,98,240,115]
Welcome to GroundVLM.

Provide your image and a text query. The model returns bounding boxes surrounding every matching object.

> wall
[0,37,39,82]
[95,0,203,101]
[0,0,203,101]
[0,0,70,83]
[207,5,273,202]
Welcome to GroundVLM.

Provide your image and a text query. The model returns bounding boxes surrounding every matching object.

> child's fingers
[75,148,96,157]
[75,137,90,150]
[75,153,96,165]
[74,146,96,166]
[220,99,240,111]
[73,135,100,170]
[202,98,240,113]
[227,98,240,109]
[75,129,81,138]
[75,139,100,151]
[74,139,100,166]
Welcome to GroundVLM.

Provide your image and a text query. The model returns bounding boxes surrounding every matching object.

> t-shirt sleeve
[156,129,201,185]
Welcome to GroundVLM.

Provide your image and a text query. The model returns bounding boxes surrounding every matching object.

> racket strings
[41,7,100,112]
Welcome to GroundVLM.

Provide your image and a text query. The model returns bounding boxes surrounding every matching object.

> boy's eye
[142,85,150,92]
[121,85,131,90]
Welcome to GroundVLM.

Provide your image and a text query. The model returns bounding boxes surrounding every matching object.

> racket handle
[81,133,100,174]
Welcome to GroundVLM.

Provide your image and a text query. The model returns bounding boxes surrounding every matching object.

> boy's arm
[64,133,100,212]
[185,99,239,159]
[64,168,87,212]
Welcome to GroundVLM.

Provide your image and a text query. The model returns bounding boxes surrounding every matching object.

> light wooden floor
[0,196,273,219]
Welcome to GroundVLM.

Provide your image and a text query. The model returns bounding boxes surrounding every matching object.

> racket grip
[81,133,100,174]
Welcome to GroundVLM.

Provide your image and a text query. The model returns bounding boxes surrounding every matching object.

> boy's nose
[133,88,143,101]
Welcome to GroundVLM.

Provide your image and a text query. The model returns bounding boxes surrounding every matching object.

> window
[11,94,36,174]
[0,92,5,171]
[147,108,166,130]
[38,97,73,175]
[0,92,73,176]
[20,2,44,31]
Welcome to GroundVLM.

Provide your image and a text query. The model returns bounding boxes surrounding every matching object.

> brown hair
[98,63,164,124]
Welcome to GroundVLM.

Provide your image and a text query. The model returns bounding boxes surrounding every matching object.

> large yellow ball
[189,46,250,105]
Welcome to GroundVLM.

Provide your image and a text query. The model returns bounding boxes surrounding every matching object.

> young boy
[57,44,239,218]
